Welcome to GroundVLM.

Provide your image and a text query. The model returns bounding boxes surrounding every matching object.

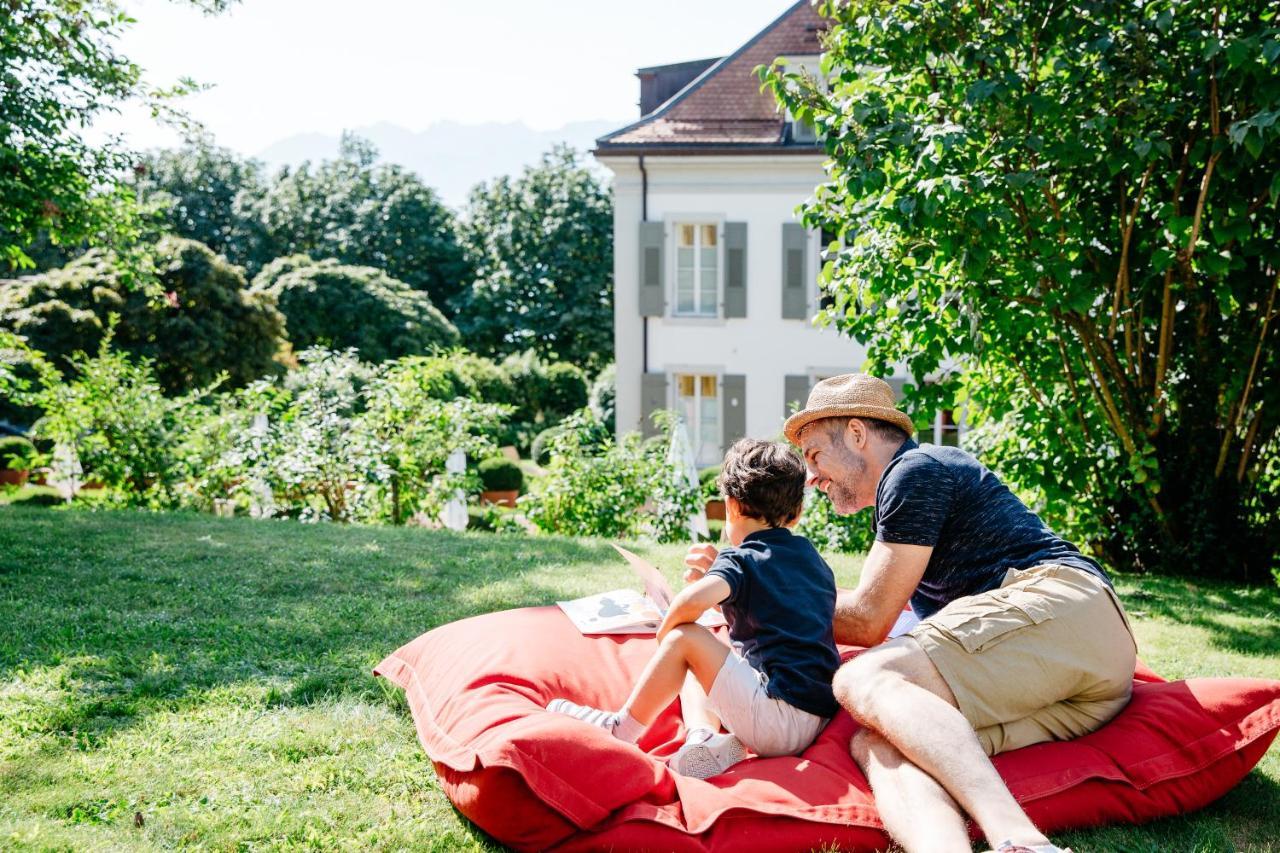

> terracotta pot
[705,499,726,521]
[480,489,519,508]
[0,468,30,487]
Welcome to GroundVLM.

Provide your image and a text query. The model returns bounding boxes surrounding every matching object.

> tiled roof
[596,1,825,152]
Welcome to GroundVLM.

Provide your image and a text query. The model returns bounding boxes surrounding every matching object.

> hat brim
[784,404,916,445]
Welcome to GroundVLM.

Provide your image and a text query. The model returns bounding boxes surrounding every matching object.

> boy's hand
[683,542,718,584]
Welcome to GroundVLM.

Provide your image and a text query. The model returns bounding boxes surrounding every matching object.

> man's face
[799,420,870,514]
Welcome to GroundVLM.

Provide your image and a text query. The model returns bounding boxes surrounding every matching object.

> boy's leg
[680,671,722,734]
[622,623,731,725]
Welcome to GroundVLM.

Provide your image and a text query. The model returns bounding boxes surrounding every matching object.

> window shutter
[723,222,747,318]
[784,374,811,420]
[721,374,746,452]
[640,372,668,438]
[638,222,665,316]
[781,222,809,320]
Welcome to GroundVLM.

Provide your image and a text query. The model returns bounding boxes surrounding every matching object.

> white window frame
[930,406,968,448]
[667,217,724,320]
[668,366,724,468]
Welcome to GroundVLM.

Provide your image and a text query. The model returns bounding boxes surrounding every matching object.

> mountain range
[255,119,626,209]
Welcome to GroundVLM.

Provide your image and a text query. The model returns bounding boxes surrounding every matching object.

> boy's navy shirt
[707,527,840,718]
[875,439,1110,620]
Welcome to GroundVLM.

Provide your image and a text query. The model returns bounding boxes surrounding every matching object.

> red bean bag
[374,606,1280,852]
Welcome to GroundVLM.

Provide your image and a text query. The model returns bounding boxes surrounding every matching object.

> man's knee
[847,726,881,770]
[834,640,952,728]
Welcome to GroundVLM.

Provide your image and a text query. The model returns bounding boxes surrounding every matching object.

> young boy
[547,438,841,778]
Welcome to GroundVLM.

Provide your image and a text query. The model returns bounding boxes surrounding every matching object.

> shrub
[0,435,36,470]
[0,236,286,394]
[588,363,616,434]
[477,457,523,492]
[699,464,722,500]
[795,489,874,554]
[250,256,459,362]
[531,425,565,467]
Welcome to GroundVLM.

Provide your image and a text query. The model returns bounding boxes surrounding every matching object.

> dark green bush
[699,464,722,500]
[532,425,566,466]
[589,363,616,433]
[250,256,459,362]
[0,435,36,469]
[477,457,523,492]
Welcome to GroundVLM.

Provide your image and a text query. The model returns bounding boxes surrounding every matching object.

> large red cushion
[374,606,1280,852]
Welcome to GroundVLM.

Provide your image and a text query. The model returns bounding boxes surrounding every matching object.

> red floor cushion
[374,606,1280,852]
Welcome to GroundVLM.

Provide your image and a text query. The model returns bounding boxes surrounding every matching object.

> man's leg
[835,638,1050,850]
[849,727,971,852]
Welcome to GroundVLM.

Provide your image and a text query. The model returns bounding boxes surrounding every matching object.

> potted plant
[478,456,524,508]
[700,464,725,520]
[0,435,37,487]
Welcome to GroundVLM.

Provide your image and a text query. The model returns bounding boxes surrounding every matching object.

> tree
[253,133,471,307]
[0,236,285,394]
[133,138,272,273]
[766,1,1280,580]
[1,1,231,272]
[250,256,459,363]
[454,146,614,370]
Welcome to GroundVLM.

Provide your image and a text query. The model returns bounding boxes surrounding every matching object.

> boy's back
[709,528,840,718]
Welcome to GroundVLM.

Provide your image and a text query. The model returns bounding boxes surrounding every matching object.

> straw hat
[783,374,915,444]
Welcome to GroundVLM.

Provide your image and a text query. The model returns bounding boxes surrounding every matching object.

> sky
[98,0,800,156]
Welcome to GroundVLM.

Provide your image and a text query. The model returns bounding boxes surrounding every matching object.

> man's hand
[683,542,718,584]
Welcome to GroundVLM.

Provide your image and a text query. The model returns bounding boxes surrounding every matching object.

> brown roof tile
[597,1,825,151]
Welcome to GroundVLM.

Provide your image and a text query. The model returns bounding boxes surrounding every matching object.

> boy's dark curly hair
[716,438,806,528]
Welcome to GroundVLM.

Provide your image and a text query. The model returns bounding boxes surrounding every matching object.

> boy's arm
[656,574,731,641]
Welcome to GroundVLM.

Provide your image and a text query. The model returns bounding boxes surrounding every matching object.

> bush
[588,363,616,434]
[795,489,874,554]
[0,435,36,470]
[543,362,589,420]
[699,464,722,500]
[477,457,523,492]
[531,425,565,467]
[250,256,459,362]
[0,236,286,394]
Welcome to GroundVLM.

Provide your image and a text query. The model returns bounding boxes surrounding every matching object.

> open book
[557,544,728,635]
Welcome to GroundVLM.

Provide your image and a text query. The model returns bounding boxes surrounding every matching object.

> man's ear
[844,417,868,450]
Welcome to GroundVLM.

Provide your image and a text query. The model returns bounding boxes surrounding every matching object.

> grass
[0,507,1277,851]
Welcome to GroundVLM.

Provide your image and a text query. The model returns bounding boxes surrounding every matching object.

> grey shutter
[723,222,748,318]
[784,374,810,419]
[638,221,665,316]
[781,222,809,320]
[721,374,746,452]
[640,372,668,438]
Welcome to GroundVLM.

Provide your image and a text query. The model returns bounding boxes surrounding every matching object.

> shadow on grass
[1113,571,1280,657]
[0,506,632,750]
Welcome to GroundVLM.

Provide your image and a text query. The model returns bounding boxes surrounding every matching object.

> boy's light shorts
[706,650,828,756]
[907,562,1138,756]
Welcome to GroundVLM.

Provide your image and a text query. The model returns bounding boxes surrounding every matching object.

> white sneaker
[669,731,748,779]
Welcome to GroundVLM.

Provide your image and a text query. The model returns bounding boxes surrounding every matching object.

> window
[932,408,965,447]
[675,373,720,467]
[781,55,826,145]
[674,223,719,317]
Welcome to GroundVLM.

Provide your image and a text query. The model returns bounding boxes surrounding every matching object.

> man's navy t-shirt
[706,528,840,718]
[874,439,1109,620]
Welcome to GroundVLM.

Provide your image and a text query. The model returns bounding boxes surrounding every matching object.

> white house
[594,2,963,466]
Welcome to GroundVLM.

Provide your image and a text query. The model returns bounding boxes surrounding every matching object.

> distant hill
[256,119,625,209]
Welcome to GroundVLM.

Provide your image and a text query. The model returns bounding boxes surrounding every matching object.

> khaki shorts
[908,563,1138,756]
[707,649,829,757]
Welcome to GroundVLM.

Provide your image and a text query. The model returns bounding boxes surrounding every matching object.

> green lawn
[1,508,1277,851]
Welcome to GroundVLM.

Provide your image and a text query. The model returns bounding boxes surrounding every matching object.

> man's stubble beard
[828,448,868,514]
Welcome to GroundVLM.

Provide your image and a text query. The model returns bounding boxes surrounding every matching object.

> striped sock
[546,699,646,744]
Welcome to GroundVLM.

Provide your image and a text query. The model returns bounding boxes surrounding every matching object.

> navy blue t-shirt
[706,528,840,718]
[874,439,1110,620]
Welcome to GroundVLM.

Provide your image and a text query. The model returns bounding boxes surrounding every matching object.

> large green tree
[453,146,613,370]
[1,0,230,272]
[134,138,272,273]
[767,1,1280,580]
[0,236,285,394]
[253,134,471,307]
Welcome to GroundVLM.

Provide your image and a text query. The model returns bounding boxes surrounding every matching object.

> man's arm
[835,539,933,647]
[656,573,731,641]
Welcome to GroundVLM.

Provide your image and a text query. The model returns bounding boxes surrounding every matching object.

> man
[687,374,1136,853]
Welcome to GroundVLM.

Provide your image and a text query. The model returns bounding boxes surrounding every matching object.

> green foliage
[589,363,617,434]
[134,138,272,274]
[1,330,210,506]
[250,256,459,362]
[795,489,875,554]
[699,464,722,500]
[766,1,1280,580]
[498,350,588,450]
[477,457,523,492]
[453,146,614,370]
[0,236,286,394]
[253,133,471,306]
[0,435,36,470]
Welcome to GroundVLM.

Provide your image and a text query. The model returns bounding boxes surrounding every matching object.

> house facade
[595,2,959,465]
